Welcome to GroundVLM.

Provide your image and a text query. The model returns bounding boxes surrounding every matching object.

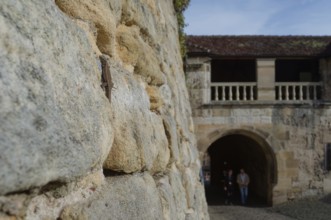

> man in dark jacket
[224,169,234,205]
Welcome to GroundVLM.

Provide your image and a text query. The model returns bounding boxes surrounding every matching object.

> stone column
[186,57,211,108]
[320,58,331,101]
[257,59,276,101]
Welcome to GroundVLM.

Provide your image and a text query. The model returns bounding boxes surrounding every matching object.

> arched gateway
[186,36,331,205]
[201,129,277,206]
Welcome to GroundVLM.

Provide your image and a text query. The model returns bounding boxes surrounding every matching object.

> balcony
[210,82,322,103]
[211,82,257,101]
[275,82,322,101]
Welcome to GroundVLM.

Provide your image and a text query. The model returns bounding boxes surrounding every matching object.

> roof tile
[186,35,331,57]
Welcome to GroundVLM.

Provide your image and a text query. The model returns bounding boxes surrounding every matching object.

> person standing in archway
[237,168,250,205]
[224,169,234,205]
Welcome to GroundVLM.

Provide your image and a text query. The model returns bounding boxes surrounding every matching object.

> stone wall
[0,0,208,219]
[186,54,331,205]
[192,105,331,204]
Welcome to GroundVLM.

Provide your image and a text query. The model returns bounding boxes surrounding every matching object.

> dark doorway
[204,133,275,207]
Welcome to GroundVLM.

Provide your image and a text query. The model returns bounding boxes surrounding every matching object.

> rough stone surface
[55,0,120,57]
[25,170,105,220]
[192,104,331,204]
[0,0,113,195]
[186,53,331,205]
[102,60,170,173]
[156,175,178,220]
[0,0,208,219]
[59,173,163,220]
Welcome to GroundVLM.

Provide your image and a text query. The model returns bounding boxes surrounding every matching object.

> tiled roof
[186,35,331,57]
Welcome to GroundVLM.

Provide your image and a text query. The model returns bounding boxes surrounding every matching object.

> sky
[184,0,331,36]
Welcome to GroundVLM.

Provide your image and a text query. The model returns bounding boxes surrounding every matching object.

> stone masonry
[186,40,331,205]
[0,1,208,219]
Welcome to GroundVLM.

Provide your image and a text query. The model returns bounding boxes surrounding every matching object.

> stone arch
[200,128,278,206]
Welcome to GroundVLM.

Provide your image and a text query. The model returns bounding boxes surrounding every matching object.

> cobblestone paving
[209,194,331,220]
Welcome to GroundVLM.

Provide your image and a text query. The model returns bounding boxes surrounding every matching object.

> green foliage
[173,0,190,13]
[173,0,190,57]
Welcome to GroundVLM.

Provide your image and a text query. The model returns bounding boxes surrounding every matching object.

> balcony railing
[210,82,322,103]
[211,82,257,101]
[275,82,322,101]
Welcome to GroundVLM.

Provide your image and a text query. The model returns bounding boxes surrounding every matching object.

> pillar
[320,58,331,101]
[186,57,211,108]
[257,59,276,101]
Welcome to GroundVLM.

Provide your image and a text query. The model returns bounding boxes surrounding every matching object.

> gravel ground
[209,194,331,220]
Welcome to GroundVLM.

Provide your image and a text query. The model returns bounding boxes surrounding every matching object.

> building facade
[186,36,331,205]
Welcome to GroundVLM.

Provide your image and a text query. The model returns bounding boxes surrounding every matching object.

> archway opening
[203,133,275,206]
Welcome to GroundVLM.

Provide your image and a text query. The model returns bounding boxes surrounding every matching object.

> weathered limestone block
[285,168,299,179]
[0,194,29,219]
[159,84,175,116]
[145,85,164,112]
[0,0,113,195]
[121,0,169,47]
[193,183,209,220]
[180,140,199,169]
[60,173,163,220]
[181,168,197,208]
[168,165,188,220]
[0,170,104,219]
[272,125,290,141]
[179,140,193,166]
[74,19,102,56]
[116,23,165,85]
[156,176,177,220]
[162,115,180,163]
[117,0,178,86]
[323,176,331,193]
[152,138,171,174]
[55,0,121,57]
[102,60,169,173]
[1,0,209,218]
[188,89,204,108]
[274,176,292,190]
[286,159,299,169]
[174,83,196,138]
[175,165,209,220]
[24,171,105,220]
[115,24,140,71]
